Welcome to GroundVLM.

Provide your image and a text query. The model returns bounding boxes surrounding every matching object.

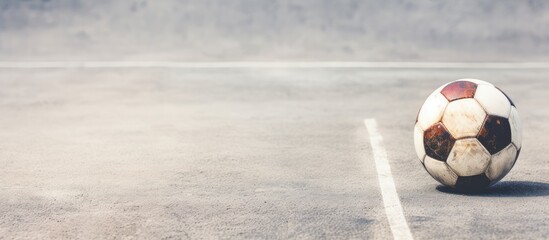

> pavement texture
[1,0,549,61]
[0,68,547,239]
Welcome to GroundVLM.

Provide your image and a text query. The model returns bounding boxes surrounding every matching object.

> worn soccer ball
[414,79,522,191]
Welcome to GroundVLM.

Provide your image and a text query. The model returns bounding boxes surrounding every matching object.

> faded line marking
[364,119,414,240]
[0,61,549,69]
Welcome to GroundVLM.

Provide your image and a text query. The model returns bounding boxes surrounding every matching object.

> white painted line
[364,119,414,240]
[0,61,549,69]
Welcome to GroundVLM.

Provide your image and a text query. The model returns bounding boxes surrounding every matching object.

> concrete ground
[0,67,547,239]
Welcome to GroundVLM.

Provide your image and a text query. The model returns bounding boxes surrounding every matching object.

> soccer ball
[414,79,522,191]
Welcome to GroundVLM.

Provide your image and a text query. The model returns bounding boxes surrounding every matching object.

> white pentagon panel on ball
[474,84,511,118]
[486,144,518,182]
[417,92,449,130]
[447,138,491,176]
[458,79,494,87]
[509,106,522,149]
[424,156,458,187]
[442,98,486,138]
[414,123,426,163]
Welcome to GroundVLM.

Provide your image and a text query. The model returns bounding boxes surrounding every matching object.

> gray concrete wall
[1,0,548,61]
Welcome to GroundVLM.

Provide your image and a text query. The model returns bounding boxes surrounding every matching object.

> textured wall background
[1,0,548,61]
